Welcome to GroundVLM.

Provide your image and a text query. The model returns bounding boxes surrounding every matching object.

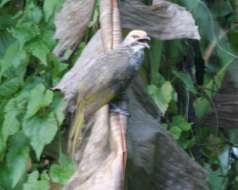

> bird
[54,30,150,155]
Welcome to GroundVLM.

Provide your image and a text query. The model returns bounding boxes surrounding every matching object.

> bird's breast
[129,49,144,71]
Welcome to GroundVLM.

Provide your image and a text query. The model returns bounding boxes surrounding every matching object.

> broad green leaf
[42,90,54,107]
[24,2,43,24]
[49,54,68,84]
[0,78,21,97]
[181,138,195,149]
[0,30,14,58]
[26,39,50,65]
[43,0,63,22]
[171,115,192,132]
[149,40,163,84]
[169,127,182,140]
[148,81,174,115]
[1,96,26,144]
[50,153,75,184]
[4,90,28,114]
[210,0,233,17]
[2,111,20,141]
[42,30,55,49]
[0,42,27,77]
[10,22,40,48]
[23,112,58,159]
[25,84,53,118]
[23,171,49,190]
[25,84,45,118]
[51,94,66,125]
[6,132,29,188]
[0,0,11,7]
[228,31,238,52]
[207,166,227,190]
[173,70,196,93]
[193,97,212,119]
[205,60,231,98]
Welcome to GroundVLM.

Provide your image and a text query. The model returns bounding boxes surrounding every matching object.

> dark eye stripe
[132,35,139,38]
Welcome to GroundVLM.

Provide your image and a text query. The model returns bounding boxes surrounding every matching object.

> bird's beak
[138,36,151,49]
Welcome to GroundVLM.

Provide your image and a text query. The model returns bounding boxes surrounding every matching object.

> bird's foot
[109,103,130,117]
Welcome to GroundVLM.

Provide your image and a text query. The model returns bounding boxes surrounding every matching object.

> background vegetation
[0,0,238,189]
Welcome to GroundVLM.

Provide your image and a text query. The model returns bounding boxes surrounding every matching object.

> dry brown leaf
[53,0,199,57]
[53,0,96,57]
[204,70,238,129]
[120,0,200,40]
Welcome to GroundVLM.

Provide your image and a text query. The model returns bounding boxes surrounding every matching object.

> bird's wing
[77,47,132,99]
[75,47,134,115]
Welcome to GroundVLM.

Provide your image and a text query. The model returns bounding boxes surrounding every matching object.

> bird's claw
[109,103,130,117]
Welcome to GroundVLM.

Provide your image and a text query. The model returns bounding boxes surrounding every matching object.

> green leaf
[43,0,63,22]
[210,0,233,17]
[0,78,21,97]
[207,166,227,190]
[169,127,182,140]
[24,2,43,24]
[51,94,66,125]
[2,111,20,141]
[25,84,45,118]
[149,40,163,84]
[228,30,238,52]
[50,153,75,184]
[0,0,11,7]
[228,129,238,146]
[180,0,217,41]
[10,22,40,48]
[1,96,26,144]
[25,84,53,118]
[6,132,29,188]
[42,90,54,107]
[0,42,27,78]
[161,123,168,129]
[171,116,192,132]
[23,112,58,159]
[23,171,49,190]
[173,70,196,93]
[42,30,55,49]
[49,54,68,84]
[0,136,6,160]
[26,39,50,65]
[194,97,212,119]
[205,62,231,98]
[148,81,174,115]
[0,30,14,58]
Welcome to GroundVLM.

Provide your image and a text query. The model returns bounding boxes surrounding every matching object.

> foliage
[0,0,70,189]
[0,0,238,189]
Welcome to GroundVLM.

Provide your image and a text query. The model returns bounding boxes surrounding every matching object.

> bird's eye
[132,35,139,38]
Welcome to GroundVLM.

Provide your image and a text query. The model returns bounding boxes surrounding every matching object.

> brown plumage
[55,30,150,118]
[54,30,150,155]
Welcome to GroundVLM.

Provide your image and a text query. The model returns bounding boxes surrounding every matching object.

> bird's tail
[67,104,85,158]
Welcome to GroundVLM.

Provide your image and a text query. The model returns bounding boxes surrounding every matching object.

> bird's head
[123,30,151,50]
